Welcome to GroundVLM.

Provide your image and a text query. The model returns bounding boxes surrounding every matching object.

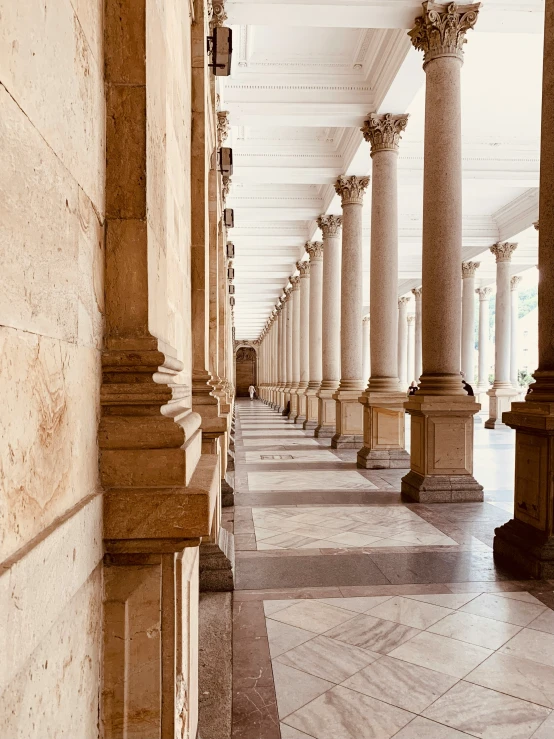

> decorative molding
[305,241,324,260]
[298,261,311,277]
[411,287,423,299]
[398,296,411,307]
[361,113,409,154]
[363,314,371,324]
[317,214,342,237]
[476,286,493,300]
[534,220,539,230]
[211,0,227,28]
[222,176,231,204]
[217,111,230,148]
[407,314,416,324]
[290,275,301,290]
[409,2,481,66]
[335,175,370,206]
[490,242,517,263]
[511,275,523,291]
[461,260,480,278]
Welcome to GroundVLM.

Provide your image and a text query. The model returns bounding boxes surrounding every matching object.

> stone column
[315,215,342,437]
[475,287,492,410]
[271,311,279,407]
[403,1,483,502]
[289,274,301,418]
[461,261,480,384]
[397,297,410,388]
[284,285,293,413]
[295,261,310,424]
[412,287,423,383]
[332,176,369,448]
[362,315,371,387]
[511,275,522,390]
[304,242,324,431]
[494,1,554,576]
[277,299,286,411]
[486,243,518,428]
[407,315,416,385]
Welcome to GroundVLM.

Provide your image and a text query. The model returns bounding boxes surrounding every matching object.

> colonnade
[257,0,547,544]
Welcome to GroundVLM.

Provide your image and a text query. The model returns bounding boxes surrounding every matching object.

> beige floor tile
[404,592,482,609]
[282,684,414,739]
[318,596,394,613]
[263,599,301,616]
[262,533,318,548]
[530,711,554,738]
[501,629,554,668]
[366,596,453,629]
[342,655,459,713]
[422,681,550,739]
[326,532,383,547]
[325,614,420,654]
[392,716,473,738]
[427,610,522,649]
[272,662,333,719]
[460,593,547,627]
[280,724,316,739]
[466,651,554,709]
[275,634,379,683]
[528,609,554,636]
[496,592,546,606]
[298,539,342,549]
[258,542,283,550]
[247,471,378,492]
[269,600,357,634]
[266,619,314,658]
[388,631,492,678]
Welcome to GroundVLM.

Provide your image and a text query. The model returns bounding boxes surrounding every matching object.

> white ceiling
[220,0,544,339]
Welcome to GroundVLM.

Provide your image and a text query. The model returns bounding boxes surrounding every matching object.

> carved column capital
[210,0,227,28]
[462,260,480,278]
[297,260,310,277]
[222,175,231,204]
[398,296,411,308]
[361,113,409,155]
[317,214,342,237]
[291,275,301,291]
[534,220,539,230]
[305,241,324,261]
[217,110,230,148]
[334,175,369,206]
[511,275,523,291]
[476,286,493,300]
[363,314,371,324]
[407,314,416,325]
[411,287,423,299]
[490,242,517,263]
[409,1,481,67]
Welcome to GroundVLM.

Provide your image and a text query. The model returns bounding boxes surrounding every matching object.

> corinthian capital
[361,113,409,155]
[217,110,230,148]
[210,0,228,28]
[335,175,369,206]
[317,214,342,237]
[409,2,481,66]
[490,242,517,263]
[298,260,310,277]
[511,275,523,291]
[305,241,324,261]
[411,287,422,299]
[476,286,492,300]
[290,275,300,291]
[398,296,411,308]
[222,175,231,204]
[461,261,480,278]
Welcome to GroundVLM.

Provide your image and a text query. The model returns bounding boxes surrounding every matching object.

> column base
[221,475,234,507]
[494,518,554,579]
[485,386,518,429]
[357,390,409,469]
[303,387,319,432]
[199,527,234,592]
[331,388,364,448]
[290,390,299,419]
[315,389,337,438]
[402,393,483,503]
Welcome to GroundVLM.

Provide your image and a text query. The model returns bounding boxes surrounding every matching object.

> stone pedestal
[402,394,483,502]
[358,392,410,468]
[332,389,365,448]
[315,389,337,437]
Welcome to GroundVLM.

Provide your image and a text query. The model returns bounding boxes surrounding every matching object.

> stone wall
[0,0,105,735]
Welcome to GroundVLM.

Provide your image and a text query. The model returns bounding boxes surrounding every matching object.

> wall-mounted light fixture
[218,147,233,176]
[207,26,232,76]
[227,266,235,280]
[224,208,234,228]
[227,242,235,259]
[230,296,235,307]
[229,284,235,295]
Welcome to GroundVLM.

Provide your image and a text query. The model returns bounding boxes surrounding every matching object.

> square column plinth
[357,392,410,469]
[289,390,299,419]
[295,390,307,424]
[303,388,319,431]
[315,389,337,438]
[494,401,554,578]
[485,387,519,429]
[402,394,483,502]
[331,390,364,448]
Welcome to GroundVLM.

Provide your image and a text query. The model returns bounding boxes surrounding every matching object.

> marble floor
[229,400,554,739]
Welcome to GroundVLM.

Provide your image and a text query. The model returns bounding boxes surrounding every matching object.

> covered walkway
[231,400,554,739]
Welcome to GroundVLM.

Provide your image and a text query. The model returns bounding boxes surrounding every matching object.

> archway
[235,347,257,396]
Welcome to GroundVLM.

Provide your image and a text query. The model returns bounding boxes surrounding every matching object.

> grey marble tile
[272,661,333,719]
[324,614,420,654]
[318,596,394,613]
[423,681,551,739]
[388,631,492,678]
[342,655,459,713]
[269,600,357,634]
[280,724,316,739]
[500,629,554,668]
[392,716,472,738]
[404,592,481,609]
[460,593,547,627]
[365,596,454,629]
[427,610,522,649]
[247,470,378,492]
[282,684,414,739]
[528,608,554,635]
[530,712,554,738]
[275,634,379,683]
[265,619,314,658]
[466,651,554,709]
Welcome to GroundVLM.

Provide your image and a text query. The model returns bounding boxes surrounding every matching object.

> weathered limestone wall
[0,0,105,735]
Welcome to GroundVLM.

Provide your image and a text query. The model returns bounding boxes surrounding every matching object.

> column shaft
[362,316,370,388]
[304,242,323,430]
[397,298,410,388]
[295,262,310,423]
[510,276,522,390]
[412,288,423,382]
[407,315,415,385]
[461,262,479,384]
[290,276,301,417]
